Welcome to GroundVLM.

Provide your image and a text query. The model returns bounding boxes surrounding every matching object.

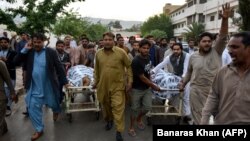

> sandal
[137,122,145,130]
[128,129,136,137]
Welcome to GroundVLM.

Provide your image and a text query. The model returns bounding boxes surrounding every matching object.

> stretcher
[148,69,184,124]
[63,86,100,122]
[146,90,184,125]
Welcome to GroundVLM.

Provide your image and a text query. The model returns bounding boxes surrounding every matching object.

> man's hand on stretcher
[92,83,97,89]
[64,83,71,89]
[178,80,185,92]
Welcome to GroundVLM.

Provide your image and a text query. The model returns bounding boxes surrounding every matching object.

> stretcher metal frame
[64,86,101,122]
[146,90,183,124]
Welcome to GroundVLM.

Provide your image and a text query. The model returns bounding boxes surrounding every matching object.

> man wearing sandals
[129,39,160,137]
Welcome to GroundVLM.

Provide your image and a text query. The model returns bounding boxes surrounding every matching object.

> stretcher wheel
[96,112,100,120]
[71,97,74,103]
[147,117,152,126]
[67,113,72,123]
[175,116,181,125]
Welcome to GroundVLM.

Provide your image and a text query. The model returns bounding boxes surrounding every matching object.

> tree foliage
[184,22,205,41]
[125,24,141,32]
[107,20,122,29]
[0,0,85,34]
[141,14,173,38]
[53,12,89,39]
[239,0,250,31]
[144,29,167,39]
[84,23,108,41]
[53,12,108,41]
[113,20,122,29]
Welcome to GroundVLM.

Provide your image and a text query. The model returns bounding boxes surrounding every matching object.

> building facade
[166,0,239,37]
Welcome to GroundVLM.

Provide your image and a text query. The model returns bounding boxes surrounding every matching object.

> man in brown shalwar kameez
[93,32,132,141]
[179,3,231,125]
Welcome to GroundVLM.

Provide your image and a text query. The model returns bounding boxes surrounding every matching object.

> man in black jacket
[0,37,17,116]
[14,33,69,141]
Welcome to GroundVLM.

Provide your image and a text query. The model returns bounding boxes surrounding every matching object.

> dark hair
[81,37,89,42]
[103,32,115,39]
[0,37,10,43]
[80,34,87,38]
[128,36,135,40]
[56,40,64,46]
[131,41,139,45]
[160,37,168,42]
[32,33,46,41]
[117,36,124,41]
[145,35,154,39]
[87,43,95,48]
[231,31,250,48]
[172,43,183,50]
[198,32,214,42]
[116,33,121,37]
[139,39,151,48]
[188,38,195,43]
[20,32,29,36]
[169,38,176,42]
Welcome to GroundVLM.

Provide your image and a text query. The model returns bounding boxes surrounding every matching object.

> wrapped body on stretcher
[67,65,94,87]
[66,65,95,102]
[151,69,190,116]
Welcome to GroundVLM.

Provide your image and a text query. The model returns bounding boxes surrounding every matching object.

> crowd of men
[0,3,250,141]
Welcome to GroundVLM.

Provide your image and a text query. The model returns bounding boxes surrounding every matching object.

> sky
[1,0,186,21]
[67,0,186,21]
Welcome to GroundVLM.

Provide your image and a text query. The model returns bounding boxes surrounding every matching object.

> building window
[182,10,184,13]
[187,16,193,25]
[210,15,215,21]
[218,10,222,19]
[200,0,207,4]
[198,13,205,23]
[188,1,194,7]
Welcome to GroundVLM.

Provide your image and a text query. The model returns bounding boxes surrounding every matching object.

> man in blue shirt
[16,32,29,53]
[146,35,160,67]
[14,33,69,141]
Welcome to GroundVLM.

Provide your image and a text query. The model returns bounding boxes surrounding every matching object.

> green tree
[184,22,205,41]
[53,12,108,41]
[0,0,85,34]
[141,14,173,37]
[125,24,141,32]
[84,23,108,41]
[144,29,167,39]
[53,12,89,39]
[113,20,122,29]
[239,0,250,31]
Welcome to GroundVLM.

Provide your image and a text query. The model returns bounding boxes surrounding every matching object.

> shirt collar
[228,63,250,74]
[189,47,194,50]
[101,46,116,52]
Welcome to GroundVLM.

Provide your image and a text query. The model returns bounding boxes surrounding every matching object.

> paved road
[1,95,154,141]
[1,68,182,141]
